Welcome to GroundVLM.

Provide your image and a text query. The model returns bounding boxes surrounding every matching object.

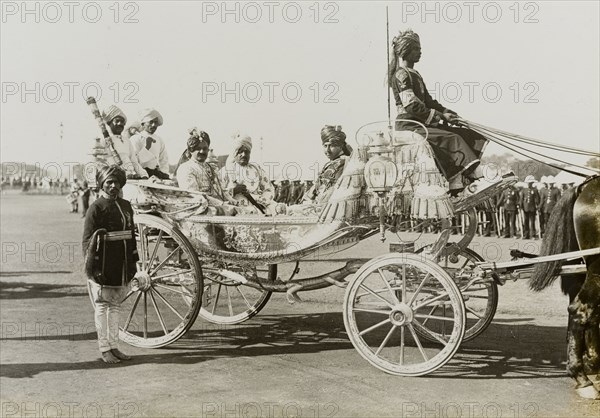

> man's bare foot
[111,349,131,361]
[101,351,121,364]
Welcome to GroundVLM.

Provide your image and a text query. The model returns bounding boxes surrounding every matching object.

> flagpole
[386,6,391,130]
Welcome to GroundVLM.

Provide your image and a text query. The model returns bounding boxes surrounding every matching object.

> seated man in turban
[93,105,148,180]
[130,109,171,180]
[220,134,277,215]
[388,29,492,196]
[304,125,352,205]
[176,135,236,207]
[174,128,212,176]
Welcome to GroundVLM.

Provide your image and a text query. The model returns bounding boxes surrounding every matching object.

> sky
[1,0,599,180]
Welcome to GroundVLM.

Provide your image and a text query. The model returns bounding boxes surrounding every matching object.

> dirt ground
[1,193,599,417]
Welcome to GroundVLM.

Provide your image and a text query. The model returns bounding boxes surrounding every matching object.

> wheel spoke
[139,225,147,271]
[353,307,392,315]
[413,291,451,311]
[149,288,168,335]
[407,323,429,362]
[150,245,182,276]
[151,269,193,282]
[402,264,407,303]
[152,286,184,320]
[421,305,437,327]
[466,306,484,319]
[414,314,456,322]
[377,268,400,304]
[211,283,222,315]
[119,289,135,304]
[147,230,164,269]
[375,325,397,355]
[412,319,449,346]
[152,283,188,295]
[408,273,431,306]
[235,286,253,310]
[358,284,396,309]
[143,292,148,339]
[460,293,489,299]
[399,326,405,365]
[123,292,142,332]
[225,285,234,317]
[358,318,391,337]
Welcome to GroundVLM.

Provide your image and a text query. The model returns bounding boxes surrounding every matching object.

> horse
[529,175,600,399]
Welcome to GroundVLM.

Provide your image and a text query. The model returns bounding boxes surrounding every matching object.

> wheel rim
[439,248,498,341]
[197,261,274,325]
[416,247,498,342]
[117,214,203,348]
[344,253,465,376]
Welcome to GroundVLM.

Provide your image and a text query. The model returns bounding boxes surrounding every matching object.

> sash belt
[104,230,133,241]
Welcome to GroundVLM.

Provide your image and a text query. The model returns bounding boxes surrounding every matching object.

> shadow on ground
[1,312,572,380]
[0,280,86,299]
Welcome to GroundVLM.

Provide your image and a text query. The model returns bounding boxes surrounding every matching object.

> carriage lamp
[363,131,398,242]
[364,131,398,193]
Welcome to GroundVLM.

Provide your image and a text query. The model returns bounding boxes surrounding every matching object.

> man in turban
[176,134,235,207]
[388,29,491,196]
[95,105,148,180]
[130,108,170,179]
[82,165,138,364]
[304,125,351,205]
[174,128,211,176]
[220,134,276,215]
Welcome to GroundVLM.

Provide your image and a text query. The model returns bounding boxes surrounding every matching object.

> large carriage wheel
[117,214,203,348]
[343,253,465,376]
[197,261,276,325]
[417,248,498,342]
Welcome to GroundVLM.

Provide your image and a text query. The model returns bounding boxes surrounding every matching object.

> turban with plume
[392,29,421,59]
[321,125,351,156]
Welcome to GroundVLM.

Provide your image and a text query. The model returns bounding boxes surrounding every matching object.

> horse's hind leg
[569,259,600,399]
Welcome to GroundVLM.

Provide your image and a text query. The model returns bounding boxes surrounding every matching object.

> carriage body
[114,122,521,376]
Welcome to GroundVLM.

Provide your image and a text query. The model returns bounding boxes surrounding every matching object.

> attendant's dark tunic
[392,67,488,181]
[82,196,138,286]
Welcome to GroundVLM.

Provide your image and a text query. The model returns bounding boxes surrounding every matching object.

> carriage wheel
[417,248,498,342]
[117,214,203,348]
[197,261,276,325]
[343,253,465,376]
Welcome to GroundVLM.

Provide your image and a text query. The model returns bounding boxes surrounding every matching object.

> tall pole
[59,122,64,179]
[386,6,391,130]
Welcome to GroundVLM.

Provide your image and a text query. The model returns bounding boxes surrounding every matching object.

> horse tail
[529,188,578,292]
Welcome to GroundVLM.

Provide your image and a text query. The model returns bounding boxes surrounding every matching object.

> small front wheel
[343,253,465,376]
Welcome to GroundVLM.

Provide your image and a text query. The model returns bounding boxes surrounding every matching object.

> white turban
[232,134,252,154]
[139,108,163,126]
[102,105,127,124]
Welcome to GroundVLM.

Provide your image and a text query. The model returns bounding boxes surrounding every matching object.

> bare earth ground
[1,193,599,417]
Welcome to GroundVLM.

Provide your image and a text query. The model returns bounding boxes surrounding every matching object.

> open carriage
[111,120,576,376]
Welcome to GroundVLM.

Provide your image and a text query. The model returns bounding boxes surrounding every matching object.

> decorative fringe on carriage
[318,153,369,223]
[389,134,454,220]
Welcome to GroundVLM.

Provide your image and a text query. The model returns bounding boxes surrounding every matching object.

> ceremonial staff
[86,97,123,166]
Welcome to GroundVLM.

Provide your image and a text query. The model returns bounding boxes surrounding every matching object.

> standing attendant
[83,165,138,364]
[497,185,520,238]
[80,181,91,217]
[542,176,561,218]
[131,109,171,179]
[520,176,540,239]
